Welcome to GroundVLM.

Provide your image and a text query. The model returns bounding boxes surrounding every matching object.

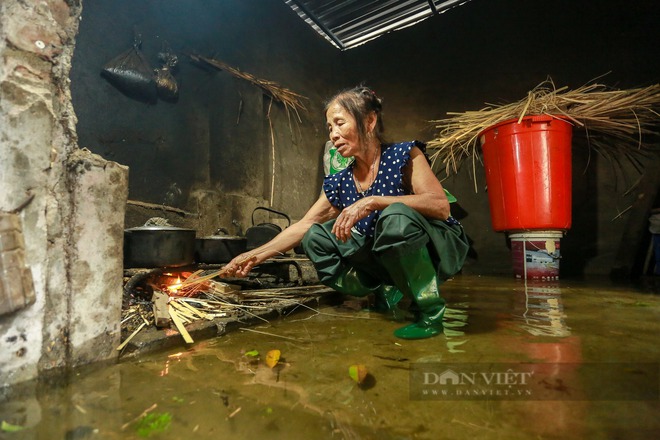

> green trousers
[301,203,469,288]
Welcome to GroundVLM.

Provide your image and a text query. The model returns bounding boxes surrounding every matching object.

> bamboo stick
[169,305,194,344]
[116,322,147,351]
[169,300,198,321]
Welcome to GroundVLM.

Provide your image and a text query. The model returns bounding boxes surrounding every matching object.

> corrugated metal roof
[284,0,474,50]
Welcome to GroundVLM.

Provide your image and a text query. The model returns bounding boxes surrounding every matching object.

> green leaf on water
[245,350,259,357]
[1,421,25,432]
[634,301,651,307]
[135,412,171,437]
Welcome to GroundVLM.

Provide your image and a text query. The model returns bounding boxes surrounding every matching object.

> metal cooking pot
[195,229,247,264]
[124,226,196,268]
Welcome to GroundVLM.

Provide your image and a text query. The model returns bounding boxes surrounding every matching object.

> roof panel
[284,0,474,50]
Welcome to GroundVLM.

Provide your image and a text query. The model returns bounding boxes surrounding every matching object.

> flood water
[1,275,659,440]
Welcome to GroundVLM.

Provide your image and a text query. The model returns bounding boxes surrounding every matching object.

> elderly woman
[222,86,469,339]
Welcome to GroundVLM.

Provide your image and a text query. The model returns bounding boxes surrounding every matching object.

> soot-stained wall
[71,0,341,234]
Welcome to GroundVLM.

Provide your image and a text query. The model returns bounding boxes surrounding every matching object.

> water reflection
[512,282,571,337]
[443,303,470,353]
[501,281,587,439]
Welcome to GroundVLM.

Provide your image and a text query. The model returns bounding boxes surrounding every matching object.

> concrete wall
[1,0,128,388]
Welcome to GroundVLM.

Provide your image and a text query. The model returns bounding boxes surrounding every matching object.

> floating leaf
[135,412,171,437]
[244,350,259,357]
[1,421,24,432]
[265,349,281,368]
[348,364,368,384]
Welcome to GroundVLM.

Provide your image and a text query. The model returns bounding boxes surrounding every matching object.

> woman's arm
[221,194,339,277]
[331,146,449,241]
[397,146,450,219]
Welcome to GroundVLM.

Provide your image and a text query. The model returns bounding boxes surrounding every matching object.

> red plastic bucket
[479,115,573,231]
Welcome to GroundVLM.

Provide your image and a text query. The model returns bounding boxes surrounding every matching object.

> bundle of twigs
[189,53,308,120]
[427,78,660,183]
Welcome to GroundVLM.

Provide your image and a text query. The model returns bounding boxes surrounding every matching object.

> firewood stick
[181,255,256,288]
[116,322,146,351]
[168,306,194,343]
[174,299,211,320]
[169,301,198,321]
[121,404,158,430]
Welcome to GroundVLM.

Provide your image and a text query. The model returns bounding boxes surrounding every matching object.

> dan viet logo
[425,368,534,386]
[410,362,660,401]
[410,363,539,400]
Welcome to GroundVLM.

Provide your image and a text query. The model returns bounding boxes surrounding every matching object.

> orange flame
[168,275,183,293]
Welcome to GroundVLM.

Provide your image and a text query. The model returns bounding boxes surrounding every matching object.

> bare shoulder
[403,145,433,177]
[409,145,430,163]
[404,146,444,195]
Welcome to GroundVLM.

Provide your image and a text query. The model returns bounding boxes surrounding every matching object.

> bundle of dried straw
[427,78,660,181]
[189,53,308,120]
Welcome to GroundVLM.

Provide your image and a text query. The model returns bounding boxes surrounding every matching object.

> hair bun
[360,87,382,112]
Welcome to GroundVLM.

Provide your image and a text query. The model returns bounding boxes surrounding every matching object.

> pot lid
[198,235,246,240]
[125,226,196,232]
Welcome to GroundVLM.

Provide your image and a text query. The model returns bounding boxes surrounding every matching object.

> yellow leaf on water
[348,364,368,384]
[265,349,281,368]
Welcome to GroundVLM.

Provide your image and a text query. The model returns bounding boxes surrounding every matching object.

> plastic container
[509,230,563,280]
[479,115,573,231]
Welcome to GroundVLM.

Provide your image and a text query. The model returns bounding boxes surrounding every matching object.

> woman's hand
[220,252,259,278]
[331,196,379,241]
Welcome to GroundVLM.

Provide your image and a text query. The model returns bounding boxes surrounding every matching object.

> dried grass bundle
[189,53,308,120]
[427,78,660,182]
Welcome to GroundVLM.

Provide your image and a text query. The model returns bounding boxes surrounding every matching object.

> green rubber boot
[373,285,404,311]
[326,268,404,319]
[379,246,446,339]
[365,284,405,320]
[326,267,378,298]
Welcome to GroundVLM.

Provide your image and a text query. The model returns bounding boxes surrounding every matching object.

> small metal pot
[195,232,247,264]
[124,226,196,268]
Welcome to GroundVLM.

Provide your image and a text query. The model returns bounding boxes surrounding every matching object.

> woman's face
[326,102,361,158]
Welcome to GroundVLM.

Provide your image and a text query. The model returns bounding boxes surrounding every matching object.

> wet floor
[1,275,659,440]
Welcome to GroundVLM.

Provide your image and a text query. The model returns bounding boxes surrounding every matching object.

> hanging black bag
[101,32,157,103]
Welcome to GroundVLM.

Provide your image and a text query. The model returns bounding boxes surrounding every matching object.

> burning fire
[161,272,188,295]
[167,275,183,294]
[159,270,211,297]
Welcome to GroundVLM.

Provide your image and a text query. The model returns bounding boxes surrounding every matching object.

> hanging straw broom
[188,53,308,120]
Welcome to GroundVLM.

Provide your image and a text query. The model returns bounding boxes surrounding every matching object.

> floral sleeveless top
[323,140,425,238]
